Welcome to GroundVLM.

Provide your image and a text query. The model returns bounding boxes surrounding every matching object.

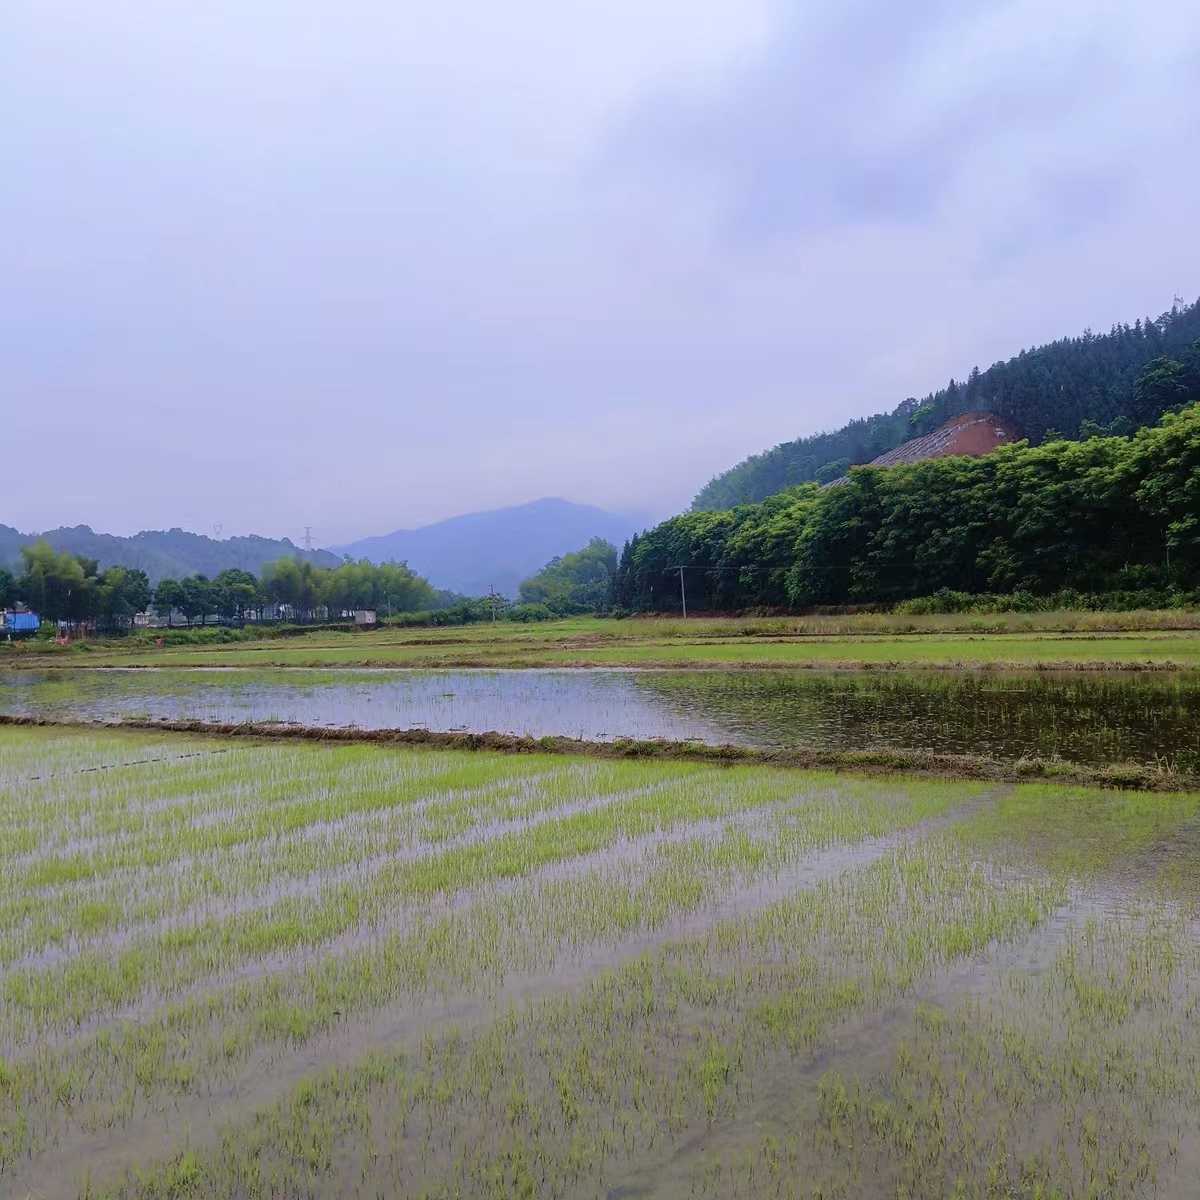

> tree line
[516,538,618,616]
[0,542,153,628]
[1,547,451,629]
[153,557,449,625]
[694,298,1200,510]
[614,396,1200,612]
[1,535,627,631]
[0,524,340,588]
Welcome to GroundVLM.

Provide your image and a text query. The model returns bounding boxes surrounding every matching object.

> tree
[1132,345,1200,426]
[0,568,14,610]
[213,569,259,622]
[96,567,152,630]
[17,540,93,624]
[518,538,618,614]
[180,576,214,626]
[262,558,302,617]
[375,560,438,615]
[153,579,186,627]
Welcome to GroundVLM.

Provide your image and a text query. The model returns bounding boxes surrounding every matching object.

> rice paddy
[3,667,1198,771]
[4,725,1200,1197]
[7,612,1200,672]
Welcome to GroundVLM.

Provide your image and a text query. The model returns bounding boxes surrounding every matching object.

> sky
[3,0,1199,546]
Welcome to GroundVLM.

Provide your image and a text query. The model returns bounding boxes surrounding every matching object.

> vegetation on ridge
[694,296,1200,510]
[615,400,1200,612]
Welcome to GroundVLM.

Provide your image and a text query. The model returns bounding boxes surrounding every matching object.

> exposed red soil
[867,411,1022,469]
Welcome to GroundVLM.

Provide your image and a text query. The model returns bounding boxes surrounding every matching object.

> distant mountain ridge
[0,524,339,586]
[333,499,647,598]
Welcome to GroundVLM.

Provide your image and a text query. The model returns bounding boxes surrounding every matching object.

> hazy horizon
[3,495,655,550]
[4,1,1199,543]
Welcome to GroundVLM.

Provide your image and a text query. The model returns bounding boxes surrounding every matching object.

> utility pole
[678,566,687,619]
[489,586,497,623]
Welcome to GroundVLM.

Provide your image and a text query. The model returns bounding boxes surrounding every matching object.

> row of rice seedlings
[67,835,1062,1199]
[0,758,724,970]
[0,731,760,959]
[694,903,1200,1198]
[6,734,712,876]
[0,730,974,1036]
[6,746,535,873]
[0,765,961,1035]
[0,777,975,1176]
[951,781,1200,905]
[0,775,494,968]
[0,731,250,860]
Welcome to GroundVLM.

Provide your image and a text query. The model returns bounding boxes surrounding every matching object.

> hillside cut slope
[832,412,1021,482]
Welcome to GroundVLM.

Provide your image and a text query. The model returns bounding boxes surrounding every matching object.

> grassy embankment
[5,610,1200,671]
[4,725,1200,1196]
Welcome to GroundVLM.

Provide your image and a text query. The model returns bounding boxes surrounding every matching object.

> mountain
[694,297,1200,510]
[333,499,648,598]
[0,525,340,585]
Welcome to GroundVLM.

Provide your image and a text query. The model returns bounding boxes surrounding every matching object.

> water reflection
[1,667,1197,770]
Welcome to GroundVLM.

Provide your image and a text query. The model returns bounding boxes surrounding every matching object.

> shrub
[895,588,1200,616]
[510,604,554,623]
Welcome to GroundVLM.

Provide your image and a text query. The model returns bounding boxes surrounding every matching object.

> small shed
[350,610,377,626]
[4,611,40,633]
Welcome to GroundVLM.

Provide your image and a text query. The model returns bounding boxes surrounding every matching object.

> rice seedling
[2,725,1198,1197]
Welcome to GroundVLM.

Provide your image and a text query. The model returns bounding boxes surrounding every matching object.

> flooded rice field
[3,666,1199,770]
[3,725,1200,1197]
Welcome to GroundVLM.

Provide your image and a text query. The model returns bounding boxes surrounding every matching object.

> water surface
[3,667,1197,769]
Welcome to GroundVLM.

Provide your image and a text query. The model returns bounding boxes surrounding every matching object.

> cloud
[618,0,1200,254]
[0,0,1197,544]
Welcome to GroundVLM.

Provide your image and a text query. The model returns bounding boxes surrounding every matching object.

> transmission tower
[303,527,314,552]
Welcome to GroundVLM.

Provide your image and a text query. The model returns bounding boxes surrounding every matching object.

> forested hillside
[694,298,1200,510]
[615,359,1200,612]
[0,525,339,585]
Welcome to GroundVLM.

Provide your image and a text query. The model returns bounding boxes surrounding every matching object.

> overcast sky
[3,1,1198,545]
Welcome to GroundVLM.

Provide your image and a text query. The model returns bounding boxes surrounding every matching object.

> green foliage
[620,402,1200,612]
[151,579,187,627]
[694,298,1200,509]
[383,596,509,627]
[212,569,259,621]
[180,576,214,626]
[94,566,152,627]
[895,587,1200,615]
[509,603,555,623]
[133,625,256,646]
[10,546,447,632]
[0,523,340,584]
[518,538,617,614]
[9,540,152,630]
